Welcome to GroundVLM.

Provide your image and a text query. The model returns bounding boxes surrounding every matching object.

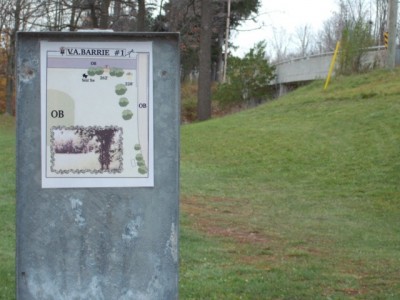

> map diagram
[40,41,153,188]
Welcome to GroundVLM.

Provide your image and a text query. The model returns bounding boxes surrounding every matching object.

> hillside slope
[180,69,400,298]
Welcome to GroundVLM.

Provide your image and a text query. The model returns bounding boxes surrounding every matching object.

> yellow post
[324,41,340,90]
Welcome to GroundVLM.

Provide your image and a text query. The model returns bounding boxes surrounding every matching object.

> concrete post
[16,32,180,299]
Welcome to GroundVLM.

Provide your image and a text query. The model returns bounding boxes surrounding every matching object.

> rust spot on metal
[19,60,36,82]
[159,70,168,78]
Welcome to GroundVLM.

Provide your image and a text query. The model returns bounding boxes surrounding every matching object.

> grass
[1,68,400,299]
[180,68,400,299]
[0,114,16,300]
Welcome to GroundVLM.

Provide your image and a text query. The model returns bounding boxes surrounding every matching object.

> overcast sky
[231,0,339,57]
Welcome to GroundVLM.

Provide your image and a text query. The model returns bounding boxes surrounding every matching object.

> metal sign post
[16,32,180,299]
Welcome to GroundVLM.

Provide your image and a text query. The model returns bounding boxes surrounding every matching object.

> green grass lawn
[0,115,15,299]
[1,68,400,299]
[180,69,400,299]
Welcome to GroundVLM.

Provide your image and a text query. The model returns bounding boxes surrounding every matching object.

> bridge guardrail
[273,45,389,85]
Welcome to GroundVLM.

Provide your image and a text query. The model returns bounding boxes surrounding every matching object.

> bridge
[273,46,397,96]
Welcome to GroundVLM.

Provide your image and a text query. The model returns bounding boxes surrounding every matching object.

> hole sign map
[40,41,154,188]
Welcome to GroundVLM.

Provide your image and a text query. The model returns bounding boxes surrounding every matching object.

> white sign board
[40,41,153,188]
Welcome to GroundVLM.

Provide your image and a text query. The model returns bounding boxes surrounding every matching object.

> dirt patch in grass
[204,226,270,244]
[181,196,272,245]
[181,195,278,270]
[181,195,341,271]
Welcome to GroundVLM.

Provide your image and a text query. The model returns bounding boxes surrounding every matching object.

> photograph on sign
[40,41,153,188]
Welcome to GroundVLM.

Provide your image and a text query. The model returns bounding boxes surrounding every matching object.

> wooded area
[0,0,261,120]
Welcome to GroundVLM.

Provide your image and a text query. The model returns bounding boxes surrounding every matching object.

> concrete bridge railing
[272,46,393,95]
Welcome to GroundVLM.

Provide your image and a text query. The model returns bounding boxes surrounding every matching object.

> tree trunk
[168,0,179,32]
[5,0,20,115]
[99,0,111,29]
[5,38,15,115]
[137,0,146,31]
[197,0,212,121]
[89,0,98,28]
[69,2,75,31]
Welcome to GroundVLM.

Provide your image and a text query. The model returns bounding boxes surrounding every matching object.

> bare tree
[294,24,314,57]
[317,0,376,53]
[372,0,388,45]
[341,0,369,20]
[270,27,291,62]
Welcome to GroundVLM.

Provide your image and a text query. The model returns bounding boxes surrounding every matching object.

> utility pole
[386,0,398,69]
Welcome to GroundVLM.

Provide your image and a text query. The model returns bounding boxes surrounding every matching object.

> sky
[231,0,339,57]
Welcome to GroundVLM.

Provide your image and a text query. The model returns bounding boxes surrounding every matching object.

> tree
[338,17,374,75]
[5,0,21,115]
[322,1,375,74]
[214,41,275,107]
[373,0,388,45]
[270,27,291,62]
[0,0,162,113]
[317,0,382,53]
[137,0,146,31]
[76,127,119,171]
[167,0,180,32]
[294,24,314,57]
[99,0,112,29]
[160,0,260,83]
[197,0,259,120]
[197,0,212,121]
[0,0,262,115]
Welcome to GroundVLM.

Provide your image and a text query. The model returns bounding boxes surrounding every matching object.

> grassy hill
[1,68,400,299]
[180,69,400,298]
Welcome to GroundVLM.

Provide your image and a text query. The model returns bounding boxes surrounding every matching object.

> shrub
[122,109,133,120]
[115,84,127,96]
[119,97,129,107]
[110,67,124,77]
